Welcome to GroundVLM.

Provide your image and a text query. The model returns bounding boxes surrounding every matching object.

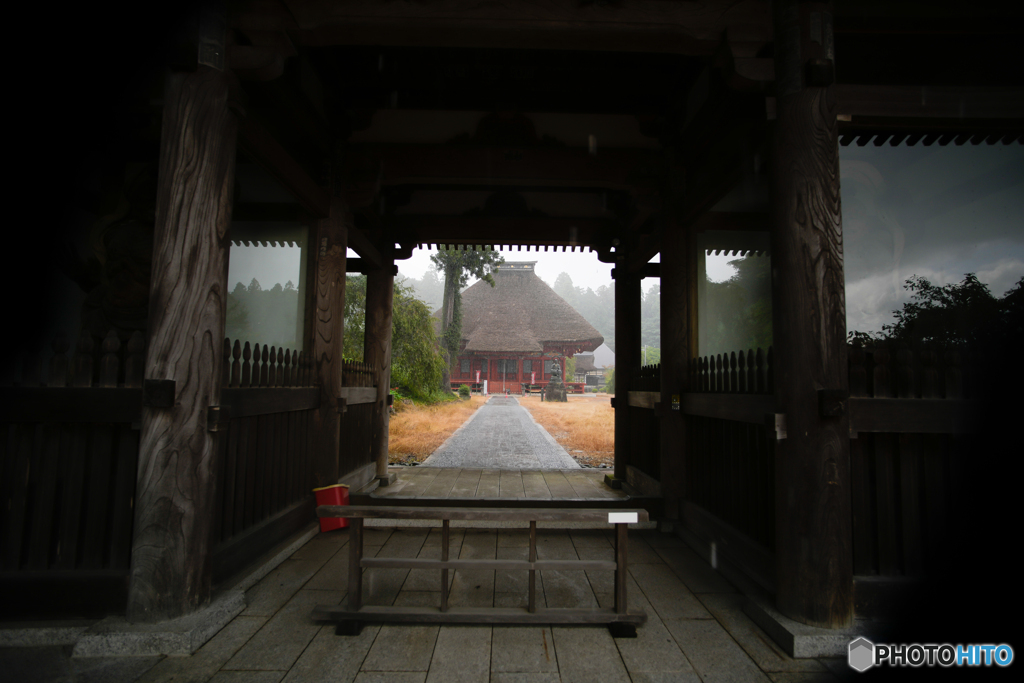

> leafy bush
[458,384,471,399]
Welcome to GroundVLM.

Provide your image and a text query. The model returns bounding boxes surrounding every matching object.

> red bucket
[313,484,349,532]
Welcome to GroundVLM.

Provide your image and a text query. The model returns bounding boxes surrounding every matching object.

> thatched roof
[574,354,597,372]
[454,262,604,354]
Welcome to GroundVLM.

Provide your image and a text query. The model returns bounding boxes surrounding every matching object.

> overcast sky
[226,142,1023,339]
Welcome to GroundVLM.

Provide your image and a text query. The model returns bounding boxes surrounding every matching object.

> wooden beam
[391,215,611,248]
[848,398,979,435]
[659,221,690,521]
[310,199,348,487]
[770,0,853,629]
[236,116,330,217]
[364,254,395,485]
[836,85,1024,120]
[347,145,664,192]
[346,227,384,269]
[613,267,641,482]
[237,0,771,55]
[128,65,238,623]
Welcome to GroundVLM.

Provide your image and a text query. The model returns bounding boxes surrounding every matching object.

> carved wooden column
[310,199,348,488]
[127,64,238,622]
[770,0,853,628]
[365,259,396,486]
[659,222,690,522]
[612,265,641,482]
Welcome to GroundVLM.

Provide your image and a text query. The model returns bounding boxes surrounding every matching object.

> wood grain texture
[769,0,853,629]
[127,65,238,623]
[310,203,348,487]
[613,269,641,481]
[364,259,395,480]
[251,0,768,55]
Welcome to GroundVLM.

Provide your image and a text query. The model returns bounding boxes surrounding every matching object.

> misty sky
[840,141,1024,335]
[224,142,1023,340]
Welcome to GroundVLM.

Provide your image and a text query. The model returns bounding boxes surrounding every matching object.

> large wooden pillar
[770,0,853,628]
[659,223,691,521]
[127,64,238,622]
[310,200,348,487]
[612,266,641,482]
[365,259,396,485]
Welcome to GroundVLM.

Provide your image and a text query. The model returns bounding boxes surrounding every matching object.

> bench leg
[348,518,363,612]
[441,519,449,612]
[336,621,363,636]
[614,522,628,615]
[608,623,637,638]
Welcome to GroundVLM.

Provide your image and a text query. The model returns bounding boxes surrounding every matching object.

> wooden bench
[312,506,649,637]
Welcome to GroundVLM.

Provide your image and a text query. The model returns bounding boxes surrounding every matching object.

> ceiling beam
[344,145,665,193]
[234,0,770,55]
[237,116,330,217]
[389,215,614,248]
[836,85,1024,120]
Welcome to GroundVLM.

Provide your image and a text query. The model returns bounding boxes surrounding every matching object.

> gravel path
[420,396,580,469]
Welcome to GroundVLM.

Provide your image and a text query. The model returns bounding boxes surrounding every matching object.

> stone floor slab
[281,623,380,683]
[700,593,826,673]
[631,563,713,620]
[137,615,266,683]
[612,585,696,675]
[243,555,335,617]
[768,672,843,682]
[656,545,737,594]
[449,530,496,608]
[361,625,438,672]
[208,671,285,683]
[667,618,772,682]
[490,627,558,673]
[551,626,630,683]
[225,589,342,672]
[489,674,561,683]
[425,626,490,683]
[353,674,426,683]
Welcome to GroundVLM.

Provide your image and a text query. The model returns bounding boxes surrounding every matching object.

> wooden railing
[846,345,975,594]
[683,347,776,569]
[211,337,321,584]
[313,506,648,633]
[676,343,978,607]
[1,330,145,618]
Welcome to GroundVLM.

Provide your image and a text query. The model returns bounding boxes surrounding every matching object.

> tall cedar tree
[432,247,504,391]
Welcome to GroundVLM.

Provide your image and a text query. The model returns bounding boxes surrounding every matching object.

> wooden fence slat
[873,434,899,576]
[108,428,138,570]
[3,424,34,571]
[81,425,113,569]
[54,425,88,570]
[26,423,61,569]
[849,435,874,575]
[898,434,924,576]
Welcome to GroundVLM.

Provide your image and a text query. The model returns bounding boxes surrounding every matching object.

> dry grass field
[388,395,487,463]
[519,394,615,467]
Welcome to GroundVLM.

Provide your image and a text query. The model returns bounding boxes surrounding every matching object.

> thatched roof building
[460,262,603,354]
[447,262,603,392]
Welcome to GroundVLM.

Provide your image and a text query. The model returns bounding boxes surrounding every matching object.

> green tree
[431,246,503,391]
[565,355,576,380]
[849,273,1024,351]
[641,281,660,348]
[343,274,449,401]
[390,280,448,400]
[344,275,367,360]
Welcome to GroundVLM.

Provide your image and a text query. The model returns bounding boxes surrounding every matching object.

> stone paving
[2,526,860,682]
[421,397,579,469]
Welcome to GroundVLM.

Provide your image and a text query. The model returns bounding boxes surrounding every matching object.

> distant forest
[226,278,303,351]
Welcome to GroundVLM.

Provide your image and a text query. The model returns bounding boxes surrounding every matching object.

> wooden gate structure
[3,0,1022,649]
